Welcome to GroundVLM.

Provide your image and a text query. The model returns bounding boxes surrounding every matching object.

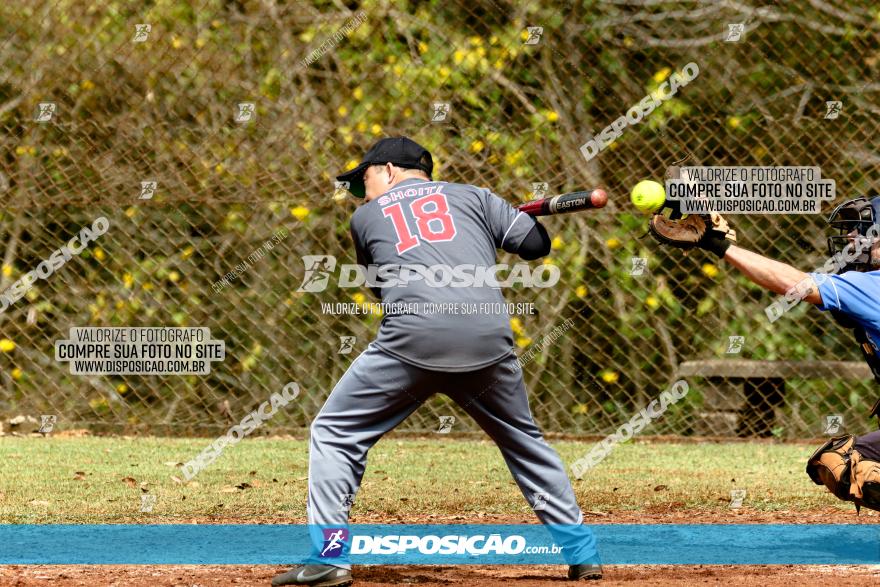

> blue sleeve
[808,270,880,330]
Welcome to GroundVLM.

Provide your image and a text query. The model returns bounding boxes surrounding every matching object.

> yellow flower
[356,121,368,133]
[520,29,531,42]
[551,236,564,250]
[439,66,451,78]
[81,79,95,91]
[15,146,26,156]
[214,163,224,174]
[182,246,194,259]
[371,123,382,135]
[346,158,360,170]
[0,339,16,352]
[337,105,348,116]
[89,397,109,411]
[352,292,366,305]
[168,271,180,283]
[702,263,719,278]
[123,273,134,288]
[572,403,588,415]
[727,116,741,129]
[125,207,137,218]
[386,54,397,64]
[453,50,466,64]
[646,296,660,309]
[504,150,523,166]
[470,140,484,153]
[652,67,672,83]
[93,248,105,261]
[600,370,619,384]
[575,285,587,298]
[606,237,621,249]
[403,107,413,118]
[418,41,428,54]
[546,110,559,122]
[510,317,524,336]
[171,36,185,49]
[290,206,310,221]
[542,257,556,265]
[116,383,128,393]
[11,368,22,380]
[2,264,12,277]
[516,336,532,348]
[353,87,363,100]
[623,36,634,48]
[469,36,483,46]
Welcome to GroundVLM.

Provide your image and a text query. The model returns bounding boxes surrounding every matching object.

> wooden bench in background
[676,359,873,437]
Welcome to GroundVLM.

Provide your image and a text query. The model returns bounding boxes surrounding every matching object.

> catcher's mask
[826,196,880,272]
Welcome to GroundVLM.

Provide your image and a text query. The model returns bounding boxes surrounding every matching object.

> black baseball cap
[336,137,433,198]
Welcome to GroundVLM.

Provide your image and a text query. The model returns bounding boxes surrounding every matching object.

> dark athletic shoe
[271,564,353,586]
[568,563,603,580]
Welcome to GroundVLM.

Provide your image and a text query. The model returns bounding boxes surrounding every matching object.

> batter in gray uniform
[272,137,601,587]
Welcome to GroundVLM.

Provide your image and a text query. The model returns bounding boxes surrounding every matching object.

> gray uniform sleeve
[350,209,381,299]
[481,188,544,256]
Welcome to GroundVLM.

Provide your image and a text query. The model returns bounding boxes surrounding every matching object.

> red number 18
[382,193,457,254]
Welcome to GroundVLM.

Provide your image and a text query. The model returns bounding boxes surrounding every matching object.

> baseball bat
[518,189,608,217]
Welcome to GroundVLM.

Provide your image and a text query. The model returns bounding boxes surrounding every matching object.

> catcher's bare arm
[649,208,822,304]
[723,246,823,305]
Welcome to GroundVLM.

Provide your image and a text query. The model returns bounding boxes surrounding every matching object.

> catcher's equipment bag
[806,431,880,513]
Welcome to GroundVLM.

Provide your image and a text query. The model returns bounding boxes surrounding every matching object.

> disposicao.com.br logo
[297,255,560,292]
[346,534,561,556]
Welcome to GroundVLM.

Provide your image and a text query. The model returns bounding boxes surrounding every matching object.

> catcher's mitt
[649,212,737,252]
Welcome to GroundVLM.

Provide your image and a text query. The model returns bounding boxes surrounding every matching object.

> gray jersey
[350,178,538,371]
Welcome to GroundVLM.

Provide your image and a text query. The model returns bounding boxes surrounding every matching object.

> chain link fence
[0,1,878,438]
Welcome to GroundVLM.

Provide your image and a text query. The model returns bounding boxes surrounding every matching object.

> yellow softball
[630,180,666,213]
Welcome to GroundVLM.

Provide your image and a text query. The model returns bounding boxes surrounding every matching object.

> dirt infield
[3,511,878,586]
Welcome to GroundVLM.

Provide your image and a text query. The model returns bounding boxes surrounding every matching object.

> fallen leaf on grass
[121,477,137,488]
[654,485,668,492]
[73,471,86,480]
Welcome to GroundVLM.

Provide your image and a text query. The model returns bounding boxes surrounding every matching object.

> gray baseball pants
[305,343,598,567]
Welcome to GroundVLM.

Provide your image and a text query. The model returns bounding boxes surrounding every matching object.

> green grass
[0,436,840,523]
